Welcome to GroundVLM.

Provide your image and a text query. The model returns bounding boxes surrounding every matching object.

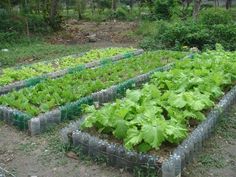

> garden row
[0,47,135,88]
[61,46,236,176]
[0,50,186,133]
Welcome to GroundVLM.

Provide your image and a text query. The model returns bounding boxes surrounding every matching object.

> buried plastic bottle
[162,159,175,177]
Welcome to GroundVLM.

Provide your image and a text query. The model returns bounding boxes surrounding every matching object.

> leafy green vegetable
[81,47,236,152]
[0,47,134,87]
[0,50,185,116]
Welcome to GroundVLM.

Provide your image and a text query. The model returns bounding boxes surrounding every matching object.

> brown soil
[48,20,139,47]
[0,122,132,177]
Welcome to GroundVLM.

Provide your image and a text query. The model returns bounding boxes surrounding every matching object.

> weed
[199,154,226,168]
[17,142,37,153]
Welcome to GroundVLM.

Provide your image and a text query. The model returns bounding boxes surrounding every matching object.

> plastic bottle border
[161,84,236,177]
[0,60,173,135]
[61,82,236,177]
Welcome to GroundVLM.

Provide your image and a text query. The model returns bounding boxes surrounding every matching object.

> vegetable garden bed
[0,51,186,135]
[0,48,143,95]
[60,47,236,177]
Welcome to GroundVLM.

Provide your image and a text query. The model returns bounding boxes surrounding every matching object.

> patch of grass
[199,154,226,168]
[183,105,236,177]
[0,41,90,68]
[38,123,71,166]
[18,142,37,153]
[216,109,236,139]
[135,21,161,37]
[0,120,4,127]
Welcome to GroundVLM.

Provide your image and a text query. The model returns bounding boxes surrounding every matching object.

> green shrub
[0,32,19,45]
[154,0,173,19]
[199,8,233,26]
[0,11,52,34]
[114,6,129,20]
[25,14,52,33]
[0,11,24,33]
[140,20,236,51]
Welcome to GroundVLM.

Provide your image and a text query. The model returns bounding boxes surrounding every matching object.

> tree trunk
[112,0,117,11]
[7,0,11,12]
[193,0,201,20]
[226,0,232,9]
[66,0,69,16]
[130,0,134,9]
[50,0,59,24]
[48,0,60,30]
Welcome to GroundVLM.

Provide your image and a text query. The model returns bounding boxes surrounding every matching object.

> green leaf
[165,123,187,144]
[126,89,141,103]
[137,142,152,153]
[40,103,50,112]
[191,100,206,111]
[168,93,187,108]
[124,127,143,150]
[113,119,128,139]
[141,124,165,149]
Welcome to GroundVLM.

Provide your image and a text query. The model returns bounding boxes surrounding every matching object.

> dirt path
[183,105,236,177]
[0,122,132,177]
[1,104,236,177]
[48,21,139,46]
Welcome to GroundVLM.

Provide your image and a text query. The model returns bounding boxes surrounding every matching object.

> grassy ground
[0,41,90,68]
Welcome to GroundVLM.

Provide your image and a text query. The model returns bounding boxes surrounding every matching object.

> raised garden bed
[60,47,236,177]
[0,48,143,95]
[0,51,186,135]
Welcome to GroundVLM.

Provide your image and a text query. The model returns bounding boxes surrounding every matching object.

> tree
[226,0,232,9]
[112,0,117,11]
[0,0,12,12]
[76,0,86,19]
[193,0,201,19]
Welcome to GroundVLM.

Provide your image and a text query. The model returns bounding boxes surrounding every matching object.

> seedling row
[0,47,134,88]
[0,48,143,95]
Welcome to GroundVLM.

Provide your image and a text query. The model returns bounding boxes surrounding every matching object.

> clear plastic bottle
[182,138,194,164]
[60,127,69,144]
[3,108,9,121]
[194,129,203,154]
[137,154,149,170]
[0,108,3,121]
[0,172,4,177]
[97,140,108,160]
[125,151,138,170]
[162,159,175,177]
[106,144,117,166]
[29,118,40,135]
[182,143,189,166]
[188,138,195,162]
[116,146,127,169]
[207,117,215,138]
[172,154,181,177]
[173,146,185,171]
[147,155,157,167]
[80,133,90,155]
[88,137,99,160]
[72,131,81,146]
